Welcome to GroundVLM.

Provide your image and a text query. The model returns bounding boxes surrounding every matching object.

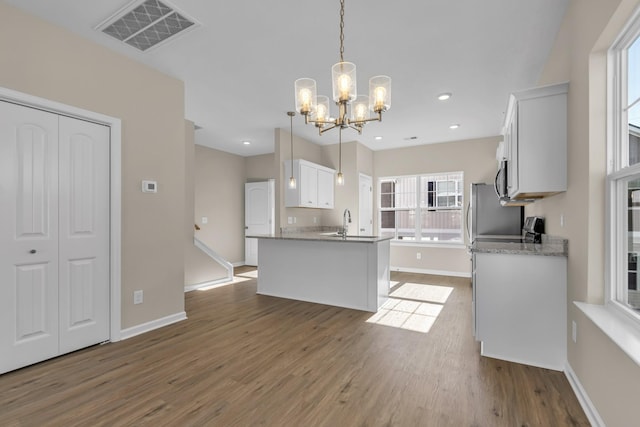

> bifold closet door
[58,115,110,354]
[0,101,110,374]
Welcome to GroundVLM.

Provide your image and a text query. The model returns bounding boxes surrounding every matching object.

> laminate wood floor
[1,268,589,426]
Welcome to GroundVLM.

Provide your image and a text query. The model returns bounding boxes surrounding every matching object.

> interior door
[0,101,60,374]
[58,116,110,353]
[245,180,274,266]
[359,174,373,235]
[0,101,110,374]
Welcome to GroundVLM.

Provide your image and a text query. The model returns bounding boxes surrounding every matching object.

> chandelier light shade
[294,0,391,136]
[332,62,357,102]
[369,75,391,113]
[294,78,317,116]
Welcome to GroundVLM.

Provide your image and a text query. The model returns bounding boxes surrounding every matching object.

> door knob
[29,249,36,254]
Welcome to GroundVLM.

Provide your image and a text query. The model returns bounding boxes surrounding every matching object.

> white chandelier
[294,0,391,136]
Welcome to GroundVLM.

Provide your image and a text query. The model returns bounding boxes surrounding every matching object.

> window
[609,18,640,318]
[379,172,463,243]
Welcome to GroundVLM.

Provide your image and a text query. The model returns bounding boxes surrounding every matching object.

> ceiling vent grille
[98,0,197,52]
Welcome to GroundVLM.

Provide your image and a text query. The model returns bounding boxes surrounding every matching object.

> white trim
[574,301,640,367]
[391,266,471,278]
[185,276,233,292]
[564,362,606,427]
[0,86,122,343]
[193,237,234,283]
[120,311,187,340]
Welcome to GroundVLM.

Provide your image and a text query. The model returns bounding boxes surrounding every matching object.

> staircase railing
[185,236,234,292]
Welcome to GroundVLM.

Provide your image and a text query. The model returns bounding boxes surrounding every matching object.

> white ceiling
[5,0,569,156]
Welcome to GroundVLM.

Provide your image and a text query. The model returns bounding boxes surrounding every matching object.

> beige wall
[374,137,501,275]
[184,122,229,286]
[194,145,246,264]
[246,153,276,181]
[529,0,640,425]
[0,3,186,329]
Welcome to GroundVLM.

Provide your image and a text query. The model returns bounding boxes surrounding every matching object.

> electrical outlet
[134,290,143,305]
[416,252,421,260]
[201,217,208,224]
[572,320,577,343]
[560,213,565,228]
[288,216,293,224]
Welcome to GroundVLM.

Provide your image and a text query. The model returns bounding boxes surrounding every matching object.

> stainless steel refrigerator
[467,183,523,240]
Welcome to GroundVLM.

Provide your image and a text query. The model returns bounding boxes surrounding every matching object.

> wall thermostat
[142,180,157,193]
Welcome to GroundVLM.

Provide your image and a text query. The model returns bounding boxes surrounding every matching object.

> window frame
[607,12,640,325]
[378,172,464,245]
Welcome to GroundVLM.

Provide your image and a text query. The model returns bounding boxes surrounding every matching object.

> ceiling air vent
[98,0,197,52]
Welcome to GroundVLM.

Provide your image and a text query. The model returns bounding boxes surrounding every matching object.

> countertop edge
[247,233,393,244]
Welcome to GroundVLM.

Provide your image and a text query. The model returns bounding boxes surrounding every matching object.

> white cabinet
[317,168,335,209]
[284,159,335,209]
[502,82,568,200]
[473,252,566,371]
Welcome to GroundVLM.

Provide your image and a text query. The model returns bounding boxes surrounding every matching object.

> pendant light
[337,127,344,186]
[294,0,391,136]
[287,111,297,189]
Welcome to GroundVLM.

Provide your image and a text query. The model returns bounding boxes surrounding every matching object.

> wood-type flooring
[0,267,589,426]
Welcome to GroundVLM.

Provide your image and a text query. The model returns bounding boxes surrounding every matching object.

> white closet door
[58,116,110,353]
[0,101,60,374]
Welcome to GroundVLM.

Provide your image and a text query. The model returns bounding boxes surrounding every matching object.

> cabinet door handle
[29,249,36,254]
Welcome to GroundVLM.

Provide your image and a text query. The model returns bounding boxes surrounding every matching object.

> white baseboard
[120,311,187,340]
[391,266,471,278]
[564,362,605,427]
[185,277,233,292]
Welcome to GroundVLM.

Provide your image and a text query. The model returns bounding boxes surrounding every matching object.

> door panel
[0,101,60,374]
[245,181,274,266]
[58,116,110,353]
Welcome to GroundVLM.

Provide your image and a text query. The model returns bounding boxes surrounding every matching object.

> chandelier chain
[339,0,345,63]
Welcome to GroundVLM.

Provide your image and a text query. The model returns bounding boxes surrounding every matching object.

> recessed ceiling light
[438,93,452,101]
[449,124,460,130]
[242,141,251,145]
[374,136,383,140]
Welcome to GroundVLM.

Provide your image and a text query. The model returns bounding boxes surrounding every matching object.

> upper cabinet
[284,159,335,209]
[502,82,568,201]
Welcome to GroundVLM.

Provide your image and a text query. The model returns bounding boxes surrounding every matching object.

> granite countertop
[471,235,568,257]
[247,231,393,244]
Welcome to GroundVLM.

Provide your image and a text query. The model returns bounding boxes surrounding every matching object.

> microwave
[495,159,535,206]
[494,160,509,199]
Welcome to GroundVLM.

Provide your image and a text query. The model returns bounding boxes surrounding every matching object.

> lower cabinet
[473,252,567,371]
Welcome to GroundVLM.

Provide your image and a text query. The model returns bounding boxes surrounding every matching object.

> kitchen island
[247,232,392,312]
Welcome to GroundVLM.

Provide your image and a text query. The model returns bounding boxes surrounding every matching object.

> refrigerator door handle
[465,201,471,241]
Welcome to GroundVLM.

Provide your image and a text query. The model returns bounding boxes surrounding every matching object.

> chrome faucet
[342,208,352,237]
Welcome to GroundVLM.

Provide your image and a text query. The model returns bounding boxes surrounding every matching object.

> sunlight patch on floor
[390,282,453,304]
[366,283,453,333]
[236,270,259,278]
